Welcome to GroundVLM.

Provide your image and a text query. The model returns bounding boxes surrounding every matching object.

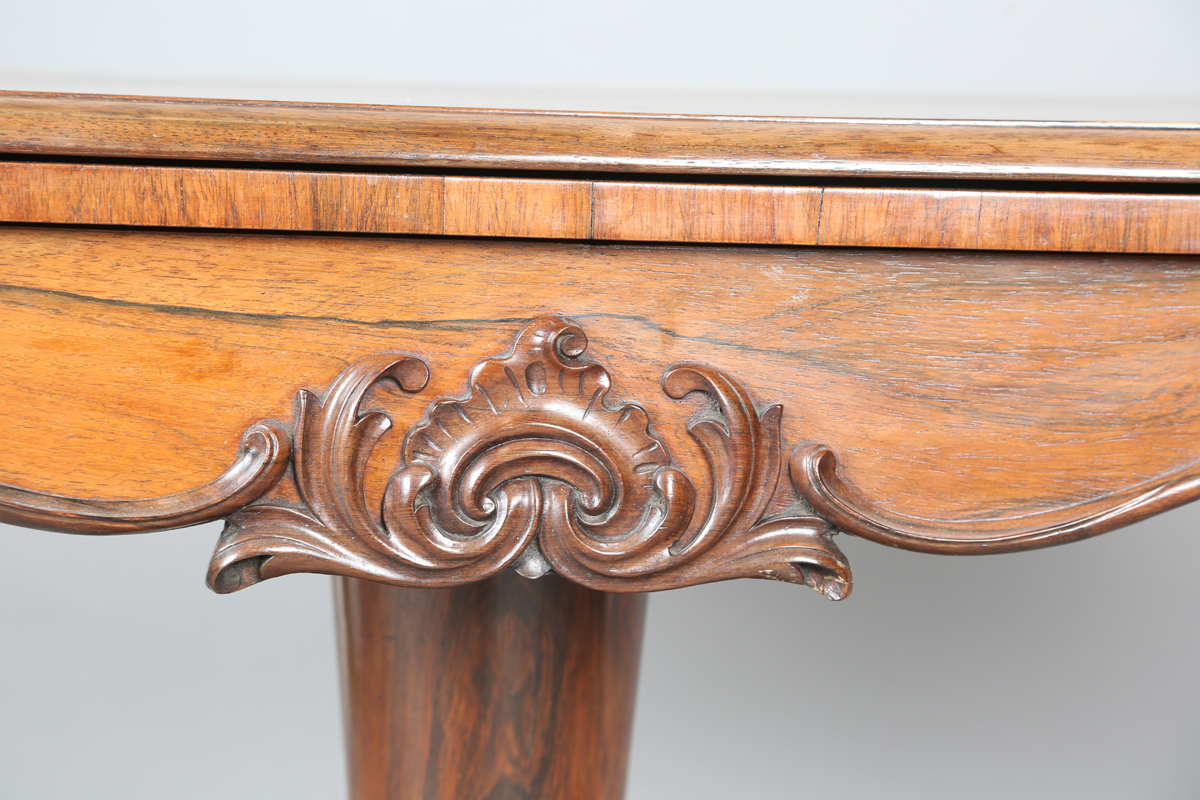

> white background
[2,1,1199,797]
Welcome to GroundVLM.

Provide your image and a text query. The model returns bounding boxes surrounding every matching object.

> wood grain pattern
[338,572,645,800]
[975,191,1200,253]
[3,91,1199,182]
[0,420,289,534]
[8,90,1199,800]
[591,183,821,244]
[3,227,1200,546]
[204,317,851,597]
[443,177,590,239]
[818,188,1200,252]
[0,161,442,233]
[2,162,1198,253]
[818,188,984,249]
[8,307,1194,572]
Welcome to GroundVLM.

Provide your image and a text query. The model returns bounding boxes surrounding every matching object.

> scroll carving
[8,315,1195,596]
[208,317,852,599]
[792,443,1200,555]
[0,420,291,534]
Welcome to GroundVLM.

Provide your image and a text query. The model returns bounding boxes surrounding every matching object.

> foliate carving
[208,317,852,599]
[7,314,1195,593]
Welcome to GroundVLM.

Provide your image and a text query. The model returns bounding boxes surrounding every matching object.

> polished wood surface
[200,316,850,597]
[3,225,1199,551]
[0,420,289,534]
[819,188,1200,252]
[2,92,1199,182]
[4,91,1200,800]
[592,182,822,245]
[443,177,591,239]
[337,572,645,800]
[3,161,1198,253]
[0,161,444,234]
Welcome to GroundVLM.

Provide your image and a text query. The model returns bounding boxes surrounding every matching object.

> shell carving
[208,317,852,599]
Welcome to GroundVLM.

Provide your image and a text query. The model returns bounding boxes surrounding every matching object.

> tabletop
[2,91,1199,800]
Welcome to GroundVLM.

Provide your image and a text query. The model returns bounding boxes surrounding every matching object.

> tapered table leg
[336,572,647,800]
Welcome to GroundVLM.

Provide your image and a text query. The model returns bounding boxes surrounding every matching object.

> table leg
[336,572,646,800]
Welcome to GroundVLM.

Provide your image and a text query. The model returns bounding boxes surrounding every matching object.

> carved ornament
[208,317,851,599]
[6,315,1199,598]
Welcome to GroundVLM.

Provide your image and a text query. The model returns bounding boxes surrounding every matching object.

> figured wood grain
[3,91,1200,182]
[817,188,984,249]
[8,90,1199,800]
[818,188,1200,252]
[0,420,290,534]
[443,177,590,239]
[3,227,1200,541]
[2,162,1198,253]
[975,192,1200,253]
[0,162,443,233]
[591,183,821,244]
[337,572,644,800]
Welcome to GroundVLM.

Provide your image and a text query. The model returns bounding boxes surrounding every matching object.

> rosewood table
[1,91,1198,799]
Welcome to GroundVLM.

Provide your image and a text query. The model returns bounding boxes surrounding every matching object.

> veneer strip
[590,183,822,244]
[443,177,591,239]
[2,161,1198,253]
[816,188,1200,252]
[0,162,442,233]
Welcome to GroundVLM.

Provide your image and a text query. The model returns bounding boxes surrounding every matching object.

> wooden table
[1,91,1198,799]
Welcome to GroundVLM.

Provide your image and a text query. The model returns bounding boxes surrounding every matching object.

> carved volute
[208,317,852,598]
[7,314,1200,599]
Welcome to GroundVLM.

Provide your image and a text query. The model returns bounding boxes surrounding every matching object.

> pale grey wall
[4,512,1200,798]
[2,1,1199,797]
[2,0,1199,118]
[9,0,1200,97]
[632,508,1200,799]
[0,524,344,799]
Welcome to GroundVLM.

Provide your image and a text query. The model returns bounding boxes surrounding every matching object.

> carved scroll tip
[800,568,852,601]
[208,555,268,594]
[206,514,284,594]
[763,554,852,600]
[792,442,835,475]
[385,357,430,393]
[554,327,588,359]
[754,560,851,600]
[763,556,849,599]
[243,418,293,459]
[515,316,589,360]
[660,363,707,400]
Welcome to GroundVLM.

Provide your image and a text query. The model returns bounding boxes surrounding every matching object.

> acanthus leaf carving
[208,317,853,599]
[8,314,1197,595]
